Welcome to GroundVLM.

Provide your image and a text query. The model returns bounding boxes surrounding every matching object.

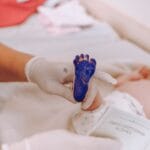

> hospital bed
[0,1,150,149]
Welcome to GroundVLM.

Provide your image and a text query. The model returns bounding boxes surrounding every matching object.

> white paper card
[92,106,150,150]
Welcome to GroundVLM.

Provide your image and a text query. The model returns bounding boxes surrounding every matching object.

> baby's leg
[73,54,103,111]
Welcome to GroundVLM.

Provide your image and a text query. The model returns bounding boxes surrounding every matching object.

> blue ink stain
[73,54,96,102]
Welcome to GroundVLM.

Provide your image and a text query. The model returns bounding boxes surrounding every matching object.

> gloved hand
[25,56,117,104]
[25,57,76,103]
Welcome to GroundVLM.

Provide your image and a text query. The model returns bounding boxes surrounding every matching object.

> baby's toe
[90,58,96,66]
[85,54,89,61]
[74,55,80,65]
[79,54,84,61]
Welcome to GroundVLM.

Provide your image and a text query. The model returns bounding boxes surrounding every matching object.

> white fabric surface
[72,91,145,135]
[0,14,150,149]
[2,130,121,150]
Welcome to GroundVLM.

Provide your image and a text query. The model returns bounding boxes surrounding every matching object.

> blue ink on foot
[73,54,96,102]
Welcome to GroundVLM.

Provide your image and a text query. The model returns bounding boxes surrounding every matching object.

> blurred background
[0,0,150,60]
[0,0,150,146]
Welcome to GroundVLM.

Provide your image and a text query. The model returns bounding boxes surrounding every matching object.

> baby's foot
[73,54,96,102]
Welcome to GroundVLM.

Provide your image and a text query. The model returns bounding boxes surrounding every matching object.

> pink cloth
[0,0,45,27]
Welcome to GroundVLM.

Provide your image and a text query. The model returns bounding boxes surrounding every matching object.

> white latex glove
[25,57,76,103]
[25,57,117,104]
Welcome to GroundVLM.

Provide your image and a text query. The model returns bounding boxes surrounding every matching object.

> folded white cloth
[72,91,145,135]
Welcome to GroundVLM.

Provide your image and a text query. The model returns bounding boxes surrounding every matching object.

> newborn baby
[72,54,150,135]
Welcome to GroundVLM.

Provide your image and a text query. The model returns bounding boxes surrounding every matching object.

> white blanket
[1,130,121,150]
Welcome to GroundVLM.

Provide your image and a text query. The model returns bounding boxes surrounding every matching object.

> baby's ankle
[82,92,102,111]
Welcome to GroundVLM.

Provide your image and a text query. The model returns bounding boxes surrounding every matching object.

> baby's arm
[116,66,150,87]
